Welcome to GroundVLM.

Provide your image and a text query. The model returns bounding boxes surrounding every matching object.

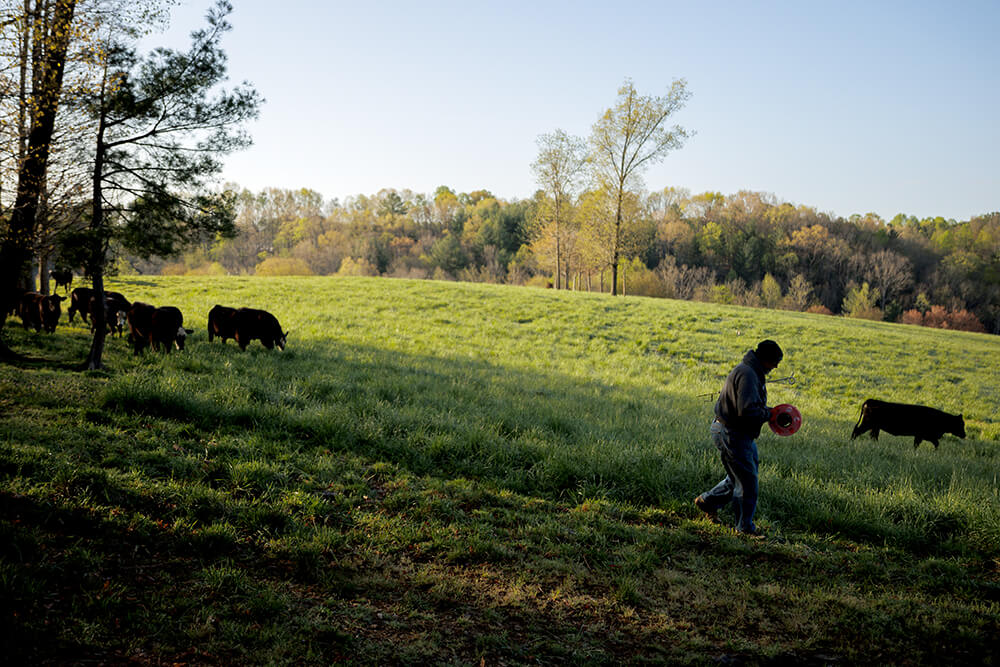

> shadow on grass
[93,338,998,558]
[4,334,1000,664]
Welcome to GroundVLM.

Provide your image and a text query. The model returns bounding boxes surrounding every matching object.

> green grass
[2,275,999,664]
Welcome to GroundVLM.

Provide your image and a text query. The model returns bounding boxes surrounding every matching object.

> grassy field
[2,275,998,665]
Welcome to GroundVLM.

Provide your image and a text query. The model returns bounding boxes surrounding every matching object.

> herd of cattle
[8,281,970,451]
[8,286,288,354]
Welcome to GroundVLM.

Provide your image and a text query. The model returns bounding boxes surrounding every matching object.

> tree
[862,249,913,311]
[782,274,812,311]
[531,129,585,289]
[428,232,466,277]
[760,273,783,309]
[0,0,77,358]
[376,189,407,219]
[589,78,691,295]
[842,282,882,320]
[79,0,259,368]
[782,224,851,311]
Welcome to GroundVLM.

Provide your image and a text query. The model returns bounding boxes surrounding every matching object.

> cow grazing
[68,287,94,323]
[18,291,65,333]
[127,303,192,354]
[151,306,193,352]
[50,269,73,294]
[233,307,287,351]
[207,304,239,343]
[851,398,966,450]
[88,291,132,337]
[106,292,132,337]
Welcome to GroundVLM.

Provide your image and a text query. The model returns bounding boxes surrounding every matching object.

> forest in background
[2,4,994,337]
[120,185,1000,334]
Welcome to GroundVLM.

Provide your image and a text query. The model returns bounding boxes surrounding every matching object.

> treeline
[125,185,1000,334]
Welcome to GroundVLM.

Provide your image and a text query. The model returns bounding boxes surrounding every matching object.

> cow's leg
[913,437,922,449]
[869,428,879,441]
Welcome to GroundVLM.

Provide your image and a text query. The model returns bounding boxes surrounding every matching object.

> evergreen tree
[80,0,260,368]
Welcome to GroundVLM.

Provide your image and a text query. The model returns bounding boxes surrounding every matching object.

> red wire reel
[769,404,802,436]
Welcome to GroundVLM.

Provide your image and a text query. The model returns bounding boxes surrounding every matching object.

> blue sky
[153,1,999,221]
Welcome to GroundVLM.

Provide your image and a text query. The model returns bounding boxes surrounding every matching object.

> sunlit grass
[2,275,998,664]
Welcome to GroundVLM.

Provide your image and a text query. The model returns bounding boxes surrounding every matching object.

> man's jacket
[714,350,770,438]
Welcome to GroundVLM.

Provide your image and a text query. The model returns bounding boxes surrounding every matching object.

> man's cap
[755,339,783,364]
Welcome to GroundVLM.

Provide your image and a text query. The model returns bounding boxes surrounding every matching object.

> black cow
[233,307,287,351]
[126,302,156,354]
[127,303,192,354]
[207,304,239,343]
[50,269,73,294]
[18,291,65,333]
[68,287,94,323]
[851,398,966,450]
[88,291,132,337]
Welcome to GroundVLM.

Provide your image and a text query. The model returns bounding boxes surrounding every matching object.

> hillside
[2,276,998,664]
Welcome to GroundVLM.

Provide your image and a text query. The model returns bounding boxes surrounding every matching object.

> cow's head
[174,327,194,350]
[276,329,289,351]
[953,414,966,439]
[43,295,64,318]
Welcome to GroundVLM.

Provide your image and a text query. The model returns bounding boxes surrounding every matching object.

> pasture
[2,275,999,664]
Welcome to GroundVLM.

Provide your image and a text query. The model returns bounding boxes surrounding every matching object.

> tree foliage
[0,0,77,357]
[531,129,586,289]
[588,78,691,295]
[146,183,1000,334]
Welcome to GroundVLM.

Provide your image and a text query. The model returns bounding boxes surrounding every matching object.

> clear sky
[151,0,999,222]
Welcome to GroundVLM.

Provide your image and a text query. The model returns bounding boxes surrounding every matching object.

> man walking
[694,339,783,536]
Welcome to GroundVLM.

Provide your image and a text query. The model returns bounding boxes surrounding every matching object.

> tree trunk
[85,79,109,371]
[555,235,562,290]
[86,270,108,370]
[0,0,78,361]
[38,251,52,295]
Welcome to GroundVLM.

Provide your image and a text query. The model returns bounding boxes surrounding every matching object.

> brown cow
[851,398,966,450]
[207,304,238,343]
[233,307,287,351]
[18,292,65,333]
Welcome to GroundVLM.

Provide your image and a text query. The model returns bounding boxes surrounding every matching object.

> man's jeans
[700,421,759,533]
